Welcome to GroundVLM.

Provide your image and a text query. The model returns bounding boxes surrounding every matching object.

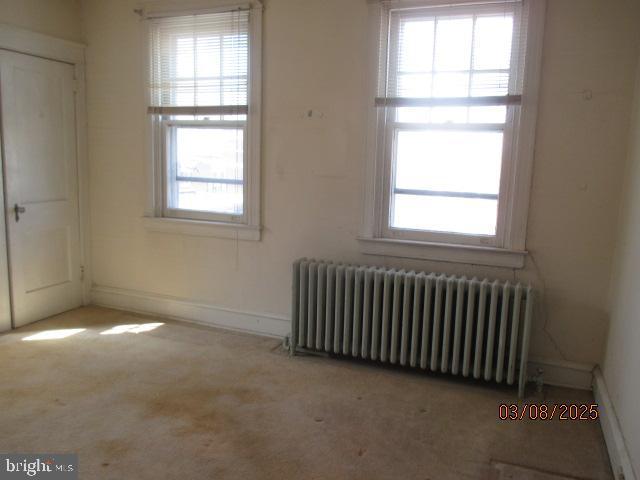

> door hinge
[80,265,85,281]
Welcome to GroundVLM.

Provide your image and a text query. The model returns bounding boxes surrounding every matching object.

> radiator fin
[409,273,423,368]
[315,263,326,350]
[307,262,317,348]
[462,279,477,377]
[334,265,344,354]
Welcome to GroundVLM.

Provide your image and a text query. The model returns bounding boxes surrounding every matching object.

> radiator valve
[283,335,293,355]
[535,368,544,393]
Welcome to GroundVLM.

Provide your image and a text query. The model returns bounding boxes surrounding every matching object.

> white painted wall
[82,0,640,368]
[602,52,640,476]
[0,0,83,43]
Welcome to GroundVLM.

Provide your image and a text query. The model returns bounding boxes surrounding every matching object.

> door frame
[0,24,90,309]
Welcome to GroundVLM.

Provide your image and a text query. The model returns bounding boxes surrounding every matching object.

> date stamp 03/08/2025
[498,403,600,421]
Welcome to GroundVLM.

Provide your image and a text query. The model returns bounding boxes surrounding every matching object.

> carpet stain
[134,386,263,436]
[133,385,304,478]
[97,439,132,459]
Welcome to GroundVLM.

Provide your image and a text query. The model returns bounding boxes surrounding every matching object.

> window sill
[142,217,261,241]
[358,236,526,269]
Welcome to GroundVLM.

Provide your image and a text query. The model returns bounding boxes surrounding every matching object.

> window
[145,4,261,240]
[361,0,544,267]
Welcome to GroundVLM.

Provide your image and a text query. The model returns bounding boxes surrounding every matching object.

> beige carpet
[0,307,611,479]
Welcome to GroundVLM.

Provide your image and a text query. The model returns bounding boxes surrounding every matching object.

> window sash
[379,103,518,246]
[162,119,248,223]
[392,189,498,201]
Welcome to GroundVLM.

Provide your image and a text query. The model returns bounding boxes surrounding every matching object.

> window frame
[143,1,262,241]
[360,0,546,268]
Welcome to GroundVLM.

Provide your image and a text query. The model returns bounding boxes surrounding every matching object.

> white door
[0,51,82,328]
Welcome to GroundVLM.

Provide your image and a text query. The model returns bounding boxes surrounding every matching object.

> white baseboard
[528,357,594,390]
[91,285,594,391]
[593,367,637,480]
[91,285,290,339]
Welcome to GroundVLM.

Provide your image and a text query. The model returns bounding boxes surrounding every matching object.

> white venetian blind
[148,9,250,116]
[376,0,528,108]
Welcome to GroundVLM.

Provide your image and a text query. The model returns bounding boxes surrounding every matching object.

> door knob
[14,204,25,222]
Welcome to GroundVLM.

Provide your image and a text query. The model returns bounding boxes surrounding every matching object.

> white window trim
[162,119,249,224]
[142,0,263,241]
[142,216,261,240]
[360,0,546,269]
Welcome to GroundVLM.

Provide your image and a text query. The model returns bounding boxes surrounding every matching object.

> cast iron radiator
[290,258,534,397]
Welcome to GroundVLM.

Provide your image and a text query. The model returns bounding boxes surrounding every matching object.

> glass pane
[473,15,514,70]
[397,106,506,124]
[176,36,223,79]
[175,181,243,215]
[398,73,432,98]
[391,194,497,235]
[176,37,195,78]
[433,17,473,71]
[397,107,431,123]
[431,106,468,124]
[169,127,244,215]
[399,19,435,73]
[174,80,249,107]
[221,33,248,77]
[471,72,509,97]
[169,27,248,107]
[222,81,248,105]
[196,36,222,78]
[433,72,469,97]
[170,115,247,121]
[468,106,506,123]
[222,114,248,121]
[175,127,243,179]
[189,80,221,106]
[394,130,503,194]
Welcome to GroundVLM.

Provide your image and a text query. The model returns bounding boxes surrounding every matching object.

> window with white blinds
[146,6,261,233]
[149,10,249,115]
[377,1,527,110]
[366,0,538,250]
